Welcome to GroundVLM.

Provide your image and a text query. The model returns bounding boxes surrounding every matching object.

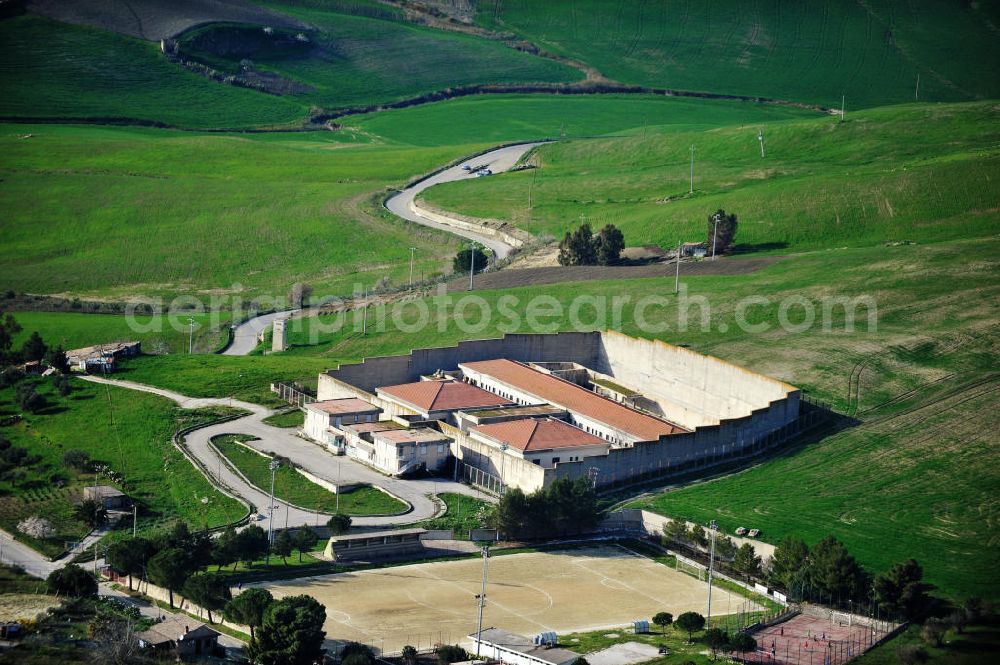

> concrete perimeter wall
[597,330,800,428]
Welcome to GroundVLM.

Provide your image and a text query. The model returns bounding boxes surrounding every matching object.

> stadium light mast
[689,144,696,194]
[706,520,718,625]
[475,545,491,656]
[265,459,280,565]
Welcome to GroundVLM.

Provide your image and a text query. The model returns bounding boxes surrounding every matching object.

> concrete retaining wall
[409,199,529,248]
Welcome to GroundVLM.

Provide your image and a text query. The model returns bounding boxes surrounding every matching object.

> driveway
[385,142,545,260]
[79,376,492,534]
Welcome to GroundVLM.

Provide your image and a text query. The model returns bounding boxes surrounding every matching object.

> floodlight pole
[266,459,279,565]
[475,545,491,656]
[706,520,718,625]
[689,144,696,194]
[409,247,416,287]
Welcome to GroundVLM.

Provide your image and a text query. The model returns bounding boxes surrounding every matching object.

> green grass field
[477,0,1000,108]
[0,14,304,128]
[421,492,491,539]
[8,310,231,355]
[179,2,580,111]
[855,622,1000,665]
[422,101,1000,252]
[261,408,304,428]
[212,434,408,515]
[0,377,245,555]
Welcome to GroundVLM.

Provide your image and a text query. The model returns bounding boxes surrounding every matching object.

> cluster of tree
[557,223,625,266]
[288,282,313,308]
[454,246,489,274]
[0,312,69,375]
[238,591,327,665]
[662,519,761,580]
[706,209,738,256]
[492,477,599,539]
[0,434,43,484]
[47,563,98,597]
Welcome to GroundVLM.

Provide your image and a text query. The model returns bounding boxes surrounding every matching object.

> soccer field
[260,545,758,653]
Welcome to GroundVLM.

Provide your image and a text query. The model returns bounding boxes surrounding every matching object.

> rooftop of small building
[469,628,580,665]
[136,615,218,645]
[372,427,450,445]
[340,420,406,434]
[378,379,511,413]
[306,398,382,415]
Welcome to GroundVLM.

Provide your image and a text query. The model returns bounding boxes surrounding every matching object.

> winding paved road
[385,142,545,260]
[223,309,298,356]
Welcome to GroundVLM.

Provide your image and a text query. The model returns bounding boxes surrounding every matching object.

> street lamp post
[187,317,195,354]
[689,144,696,194]
[498,443,509,495]
[468,242,477,291]
[711,214,720,261]
[266,459,280,565]
[475,545,491,656]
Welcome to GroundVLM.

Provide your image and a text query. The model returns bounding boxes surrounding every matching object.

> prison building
[369,427,452,476]
[304,398,382,451]
[470,418,609,469]
[339,420,406,459]
[376,378,512,422]
[323,528,426,562]
[467,629,580,665]
[459,359,687,445]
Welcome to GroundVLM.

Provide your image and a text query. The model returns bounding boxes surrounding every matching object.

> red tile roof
[460,359,687,441]
[473,418,608,453]
[307,398,381,415]
[378,380,510,413]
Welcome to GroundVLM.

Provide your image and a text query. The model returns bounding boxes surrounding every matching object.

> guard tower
[272,317,288,353]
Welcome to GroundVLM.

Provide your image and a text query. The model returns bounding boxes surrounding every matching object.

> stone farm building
[297,331,800,493]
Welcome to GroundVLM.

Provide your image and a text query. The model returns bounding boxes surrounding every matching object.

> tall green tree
[236,525,270,567]
[707,209,738,255]
[20,331,47,362]
[0,312,22,366]
[45,345,69,373]
[652,611,673,634]
[146,547,193,608]
[251,594,326,665]
[662,519,688,545]
[326,513,352,536]
[47,564,97,597]
[595,224,625,265]
[213,526,240,570]
[733,543,762,580]
[806,535,868,602]
[769,536,809,590]
[675,612,705,643]
[292,527,319,562]
[182,574,232,623]
[453,247,488,274]
[730,632,757,656]
[558,223,598,266]
[704,627,729,659]
[74,498,108,527]
[875,559,931,620]
[273,529,294,564]
[224,587,273,641]
[107,537,154,591]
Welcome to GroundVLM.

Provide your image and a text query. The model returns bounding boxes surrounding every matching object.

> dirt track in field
[444,256,783,292]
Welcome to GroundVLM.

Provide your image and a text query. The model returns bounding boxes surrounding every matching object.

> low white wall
[409,199,527,248]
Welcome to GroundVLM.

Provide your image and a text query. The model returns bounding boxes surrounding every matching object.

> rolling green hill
[477,0,1000,108]
[421,101,1000,251]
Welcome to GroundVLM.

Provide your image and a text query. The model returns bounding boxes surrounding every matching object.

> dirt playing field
[260,545,758,653]
[0,593,59,622]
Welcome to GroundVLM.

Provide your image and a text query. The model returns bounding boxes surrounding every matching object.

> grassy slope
[477,0,1000,108]
[0,378,245,554]
[0,123,469,300]
[8,311,232,355]
[0,14,304,128]
[855,622,1000,665]
[422,101,1000,251]
[213,435,407,515]
[181,2,581,110]
[343,93,817,146]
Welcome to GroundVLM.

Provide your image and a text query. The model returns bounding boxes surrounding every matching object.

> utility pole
[758,129,765,158]
[362,287,368,336]
[468,243,476,291]
[475,545,491,656]
[915,73,920,101]
[266,459,279,565]
[132,504,137,537]
[689,144,696,194]
[498,443,509,495]
[841,95,845,123]
[187,317,195,354]
[336,460,341,514]
[408,247,416,288]
[712,214,720,261]
[675,241,681,294]
[706,520,718,624]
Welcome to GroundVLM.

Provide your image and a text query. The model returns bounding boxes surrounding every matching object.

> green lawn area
[0,378,246,556]
[212,434,408,515]
[422,101,1000,252]
[262,408,304,428]
[0,565,48,594]
[476,0,1000,108]
[420,492,492,538]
